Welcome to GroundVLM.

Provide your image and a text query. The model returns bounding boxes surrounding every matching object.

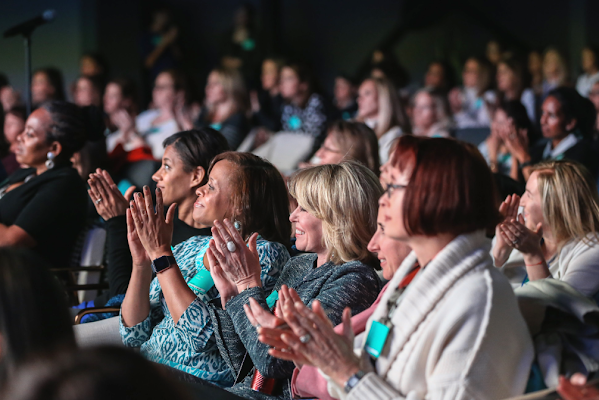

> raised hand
[492,194,521,267]
[128,186,177,260]
[499,214,543,256]
[88,169,136,220]
[126,208,151,269]
[208,219,262,293]
[206,247,238,309]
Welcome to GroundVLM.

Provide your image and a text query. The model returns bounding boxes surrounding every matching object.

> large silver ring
[95,198,102,205]
[512,238,519,245]
[227,241,237,252]
[299,334,311,344]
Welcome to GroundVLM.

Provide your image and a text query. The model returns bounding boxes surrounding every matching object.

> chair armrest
[74,306,121,324]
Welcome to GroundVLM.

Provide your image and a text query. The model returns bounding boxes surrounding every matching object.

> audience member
[496,55,537,123]
[333,75,358,120]
[0,75,20,113]
[73,75,104,108]
[142,8,181,84]
[282,162,412,400]
[2,346,193,400]
[410,88,452,138]
[479,100,533,180]
[31,68,66,107]
[206,161,382,399]
[120,152,291,385]
[86,128,229,310]
[589,80,599,134]
[303,120,380,174]
[528,50,544,95]
[486,40,505,66]
[355,77,410,163]
[0,248,76,388]
[503,87,598,180]
[196,68,250,150]
[495,160,599,298]
[259,136,534,400]
[135,69,186,159]
[449,56,495,128]
[2,106,26,175]
[423,60,455,93]
[0,101,87,268]
[279,62,328,139]
[576,46,599,98]
[541,48,569,98]
[79,53,109,82]
[251,58,284,132]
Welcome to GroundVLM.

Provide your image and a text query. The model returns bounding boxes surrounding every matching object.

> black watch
[344,370,366,393]
[151,255,176,274]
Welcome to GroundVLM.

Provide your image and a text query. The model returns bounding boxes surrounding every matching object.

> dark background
[0,0,597,103]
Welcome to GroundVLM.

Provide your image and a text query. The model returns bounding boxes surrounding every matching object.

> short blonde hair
[532,160,599,246]
[210,67,248,113]
[288,161,383,265]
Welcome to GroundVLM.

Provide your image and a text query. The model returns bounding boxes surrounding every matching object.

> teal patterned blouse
[119,235,289,386]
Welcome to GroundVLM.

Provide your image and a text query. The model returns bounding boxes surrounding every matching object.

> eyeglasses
[384,183,407,198]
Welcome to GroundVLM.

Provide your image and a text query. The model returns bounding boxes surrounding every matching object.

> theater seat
[454,127,491,147]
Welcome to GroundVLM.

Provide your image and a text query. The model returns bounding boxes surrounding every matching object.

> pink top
[290,283,390,399]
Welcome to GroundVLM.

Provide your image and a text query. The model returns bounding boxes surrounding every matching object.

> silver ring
[254,324,261,330]
[299,334,311,344]
[227,241,237,252]
[512,238,519,245]
[95,198,102,205]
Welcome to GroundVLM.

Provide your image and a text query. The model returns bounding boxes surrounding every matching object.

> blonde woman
[304,120,380,175]
[205,161,383,399]
[411,88,452,138]
[196,67,250,149]
[494,160,599,297]
[355,77,410,163]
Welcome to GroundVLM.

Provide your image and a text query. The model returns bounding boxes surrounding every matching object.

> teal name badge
[188,269,215,295]
[288,115,302,130]
[266,290,279,309]
[364,321,390,359]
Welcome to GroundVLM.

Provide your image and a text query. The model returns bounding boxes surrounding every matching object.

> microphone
[3,10,56,38]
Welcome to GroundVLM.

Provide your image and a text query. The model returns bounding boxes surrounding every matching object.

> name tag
[266,290,279,309]
[364,320,390,359]
[187,268,215,295]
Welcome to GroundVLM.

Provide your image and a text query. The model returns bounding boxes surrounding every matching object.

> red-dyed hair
[390,136,500,236]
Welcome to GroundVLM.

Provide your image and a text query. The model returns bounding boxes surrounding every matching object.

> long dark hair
[207,152,291,250]
[0,248,76,387]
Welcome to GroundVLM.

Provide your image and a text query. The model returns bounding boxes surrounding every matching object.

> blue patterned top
[119,235,289,386]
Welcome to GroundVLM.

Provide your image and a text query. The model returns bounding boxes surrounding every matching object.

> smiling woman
[0,101,87,268]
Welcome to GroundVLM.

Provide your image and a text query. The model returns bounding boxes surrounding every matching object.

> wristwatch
[151,255,176,274]
[344,370,366,393]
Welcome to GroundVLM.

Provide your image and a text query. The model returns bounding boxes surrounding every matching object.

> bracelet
[525,260,545,267]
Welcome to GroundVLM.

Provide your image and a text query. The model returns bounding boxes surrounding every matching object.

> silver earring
[45,152,55,169]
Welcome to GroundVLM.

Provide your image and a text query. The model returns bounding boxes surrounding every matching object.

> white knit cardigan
[326,231,534,400]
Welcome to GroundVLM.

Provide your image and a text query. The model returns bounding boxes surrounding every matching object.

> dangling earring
[45,152,55,169]
[233,220,242,232]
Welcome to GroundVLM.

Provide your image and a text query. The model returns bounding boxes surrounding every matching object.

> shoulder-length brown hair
[207,152,291,249]
[391,135,500,236]
[327,120,380,175]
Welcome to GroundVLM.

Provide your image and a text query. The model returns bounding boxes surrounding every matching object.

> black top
[196,108,249,150]
[253,90,284,132]
[0,164,87,268]
[530,138,599,178]
[95,212,211,306]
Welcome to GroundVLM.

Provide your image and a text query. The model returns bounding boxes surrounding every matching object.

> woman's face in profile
[356,79,378,120]
[193,160,237,227]
[14,108,53,167]
[314,134,344,166]
[289,204,325,255]
[379,164,411,241]
[368,207,407,280]
[520,171,545,232]
[152,145,198,207]
[205,72,227,106]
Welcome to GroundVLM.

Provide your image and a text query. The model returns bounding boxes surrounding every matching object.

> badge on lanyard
[266,290,279,309]
[187,268,215,295]
[364,320,391,359]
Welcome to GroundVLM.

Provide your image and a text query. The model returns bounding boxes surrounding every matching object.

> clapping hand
[128,186,177,260]
[499,214,543,256]
[88,169,136,220]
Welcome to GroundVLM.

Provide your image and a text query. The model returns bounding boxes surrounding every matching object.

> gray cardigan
[208,253,381,400]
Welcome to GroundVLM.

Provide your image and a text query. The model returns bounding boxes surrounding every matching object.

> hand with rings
[208,219,262,293]
[205,246,239,310]
[87,168,136,221]
[498,214,544,256]
[257,286,362,384]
